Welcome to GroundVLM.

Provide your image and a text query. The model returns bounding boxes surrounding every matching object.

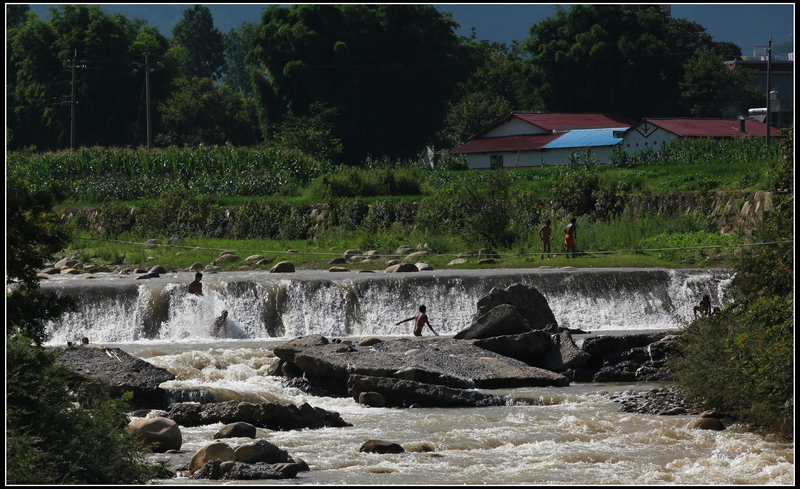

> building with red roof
[619,118,783,153]
[451,112,636,168]
[451,112,785,169]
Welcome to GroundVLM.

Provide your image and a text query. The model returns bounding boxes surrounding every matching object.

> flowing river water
[39,267,794,485]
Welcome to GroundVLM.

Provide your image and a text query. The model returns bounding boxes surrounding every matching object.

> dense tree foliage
[6,5,171,150]
[431,36,523,150]
[222,21,259,96]
[6,170,75,346]
[680,50,762,117]
[171,4,225,81]
[669,129,794,441]
[250,4,475,164]
[6,172,167,483]
[156,76,260,146]
[519,5,715,120]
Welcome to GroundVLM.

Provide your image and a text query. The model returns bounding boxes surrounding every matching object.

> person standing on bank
[395,305,439,337]
[188,272,203,296]
[564,217,577,258]
[539,219,552,259]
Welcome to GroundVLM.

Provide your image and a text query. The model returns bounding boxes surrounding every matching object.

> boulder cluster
[54,282,694,481]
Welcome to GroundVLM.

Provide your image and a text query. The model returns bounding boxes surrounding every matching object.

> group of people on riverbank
[538,217,578,259]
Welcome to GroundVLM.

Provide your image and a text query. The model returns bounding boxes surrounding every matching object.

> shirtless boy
[395,305,439,337]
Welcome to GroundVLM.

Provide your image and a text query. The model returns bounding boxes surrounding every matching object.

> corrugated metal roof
[543,128,627,149]
[452,134,562,154]
[643,118,782,138]
[513,112,637,132]
[472,112,637,139]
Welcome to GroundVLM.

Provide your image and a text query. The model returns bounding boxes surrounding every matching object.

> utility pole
[68,49,87,150]
[765,34,772,148]
[143,51,153,151]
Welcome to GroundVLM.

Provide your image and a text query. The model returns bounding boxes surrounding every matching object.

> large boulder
[213,421,257,440]
[234,439,290,464]
[347,374,506,408]
[540,332,591,372]
[454,304,534,340]
[191,460,297,480]
[569,332,677,382]
[470,330,554,365]
[127,417,182,452]
[189,442,237,475]
[471,283,558,330]
[56,345,175,410]
[164,400,352,430]
[274,336,570,392]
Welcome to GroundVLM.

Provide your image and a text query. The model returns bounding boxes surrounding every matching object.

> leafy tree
[519,5,714,120]
[432,36,522,150]
[171,4,225,81]
[251,4,475,164]
[274,101,343,162]
[223,21,259,96]
[156,76,260,146]
[6,5,172,151]
[680,50,763,117]
[6,170,75,345]
[6,3,30,28]
[713,40,743,61]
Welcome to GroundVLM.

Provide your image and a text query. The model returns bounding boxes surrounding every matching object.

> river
[39,267,794,485]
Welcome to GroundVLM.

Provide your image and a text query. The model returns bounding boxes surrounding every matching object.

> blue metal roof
[543,127,627,149]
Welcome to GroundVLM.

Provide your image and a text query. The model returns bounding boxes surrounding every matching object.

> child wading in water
[395,305,439,337]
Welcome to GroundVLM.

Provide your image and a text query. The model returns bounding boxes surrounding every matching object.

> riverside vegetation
[6,133,794,483]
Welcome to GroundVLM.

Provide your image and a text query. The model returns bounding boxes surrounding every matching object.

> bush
[233,196,291,239]
[669,185,794,441]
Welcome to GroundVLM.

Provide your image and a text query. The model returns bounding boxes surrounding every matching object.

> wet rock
[359,439,405,454]
[270,261,295,273]
[358,391,387,407]
[56,345,175,410]
[127,417,182,452]
[469,283,558,331]
[694,418,725,431]
[454,303,533,340]
[348,374,505,408]
[214,421,257,440]
[164,400,352,430]
[384,263,418,273]
[234,439,290,464]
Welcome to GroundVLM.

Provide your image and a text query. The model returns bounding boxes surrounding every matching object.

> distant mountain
[26,3,794,54]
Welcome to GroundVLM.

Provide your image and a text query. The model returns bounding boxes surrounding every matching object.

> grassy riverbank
[63,211,740,273]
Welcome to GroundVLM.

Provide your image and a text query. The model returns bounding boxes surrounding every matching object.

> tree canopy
[171,5,225,81]
[6,5,171,150]
[518,5,715,120]
[250,4,475,164]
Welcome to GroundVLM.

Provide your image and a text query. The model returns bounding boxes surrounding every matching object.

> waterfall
[41,268,736,346]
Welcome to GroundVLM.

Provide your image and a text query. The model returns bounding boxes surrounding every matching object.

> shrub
[233,196,291,239]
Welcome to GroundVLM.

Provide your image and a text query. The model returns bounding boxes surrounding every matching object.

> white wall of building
[465,146,618,169]
[619,127,678,154]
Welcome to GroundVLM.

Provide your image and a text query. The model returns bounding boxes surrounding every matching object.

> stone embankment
[55,190,776,241]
